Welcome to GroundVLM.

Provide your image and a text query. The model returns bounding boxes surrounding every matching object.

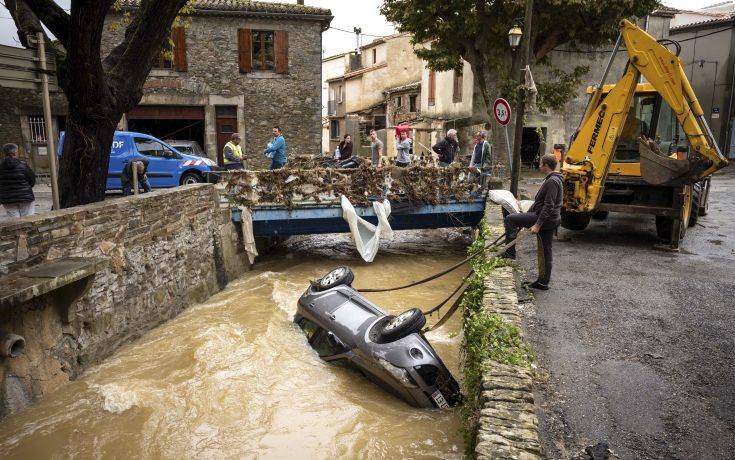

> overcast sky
[0,0,724,55]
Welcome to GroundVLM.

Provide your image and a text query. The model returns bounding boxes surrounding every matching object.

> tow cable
[355,230,528,331]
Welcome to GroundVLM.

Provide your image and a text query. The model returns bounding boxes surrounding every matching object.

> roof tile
[119,0,331,17]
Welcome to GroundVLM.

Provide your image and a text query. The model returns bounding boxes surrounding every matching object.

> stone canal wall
[475,208,543,459]
[0,184,249,417]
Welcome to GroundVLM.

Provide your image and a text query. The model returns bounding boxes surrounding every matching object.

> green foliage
[381,0,660,110]
[459,222,534,456]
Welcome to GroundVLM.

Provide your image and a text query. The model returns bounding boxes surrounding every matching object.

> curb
[475,207,543,460]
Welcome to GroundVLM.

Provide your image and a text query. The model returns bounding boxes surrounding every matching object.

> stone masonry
[102,4,330,167]
[0,184,248,418]
[476,206,543,459]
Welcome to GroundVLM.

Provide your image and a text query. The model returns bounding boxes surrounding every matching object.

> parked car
[58,131,220,191]
[295,266,461,409]
[165,139,206,157]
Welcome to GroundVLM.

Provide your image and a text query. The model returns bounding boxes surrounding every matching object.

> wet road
[507,167,735,458]
[0,233,470,458]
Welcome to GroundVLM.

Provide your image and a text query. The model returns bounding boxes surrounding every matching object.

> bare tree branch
[20,0,70,46]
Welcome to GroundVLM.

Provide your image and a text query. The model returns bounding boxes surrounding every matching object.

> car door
[107,134,129,190]
[132,136,182,188]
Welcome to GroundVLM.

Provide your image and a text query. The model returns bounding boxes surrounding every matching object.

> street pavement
[507,167,735,458]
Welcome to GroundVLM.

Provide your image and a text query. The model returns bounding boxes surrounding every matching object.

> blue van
[58,131,219,191]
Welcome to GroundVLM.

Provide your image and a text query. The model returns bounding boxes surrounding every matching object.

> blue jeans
[122,176,152,196]
[270,160,286,170]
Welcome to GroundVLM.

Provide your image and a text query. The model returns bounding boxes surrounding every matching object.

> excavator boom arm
[562,19,728,213]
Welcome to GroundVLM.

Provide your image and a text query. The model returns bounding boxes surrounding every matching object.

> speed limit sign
[493,98,512,126]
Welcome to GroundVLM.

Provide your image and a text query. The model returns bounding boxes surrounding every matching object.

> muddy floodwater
[0,231,469,459]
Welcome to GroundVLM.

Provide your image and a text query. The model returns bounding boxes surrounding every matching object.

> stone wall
[102,14,325,167]
[475,207,543,459]
[0,184,248,418]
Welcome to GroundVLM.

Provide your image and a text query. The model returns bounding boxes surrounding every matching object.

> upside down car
[294,266,461,409]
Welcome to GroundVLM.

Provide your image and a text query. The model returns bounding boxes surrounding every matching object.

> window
[153,38,174,69]
[428,70,436,106]
[409,95,417,112]
[330,120,340,139]
[338,85,343,102]
[28,116,46,143]
[372,48,377,64]
[310,329,348,358]
[453,70,463,103]
[297,318,320,342]
[373,115,387,130]
[134,137,179,159]
[252,30,276,71]
[395,96,402,108]
[614,94,657,162]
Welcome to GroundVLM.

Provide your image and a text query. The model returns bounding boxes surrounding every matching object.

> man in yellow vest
[223,133,244,170]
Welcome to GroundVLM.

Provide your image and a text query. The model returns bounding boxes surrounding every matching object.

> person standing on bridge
[263,126,287,170]
[395,130,412,167]
[0,143,36,217]
[432,129,460,167]
[223,133,244,170]
[369,130,384,166]
[501,153,563,290]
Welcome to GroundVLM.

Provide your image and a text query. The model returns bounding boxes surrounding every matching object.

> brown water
[0,234,469,459]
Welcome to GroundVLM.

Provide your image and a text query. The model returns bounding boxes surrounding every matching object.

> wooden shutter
[171,27,187,72]
[275,30,289,74]
[428,70,436,105]
[238,28,252,73]
[453,70,463,102]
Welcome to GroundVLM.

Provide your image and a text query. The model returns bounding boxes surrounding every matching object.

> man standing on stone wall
[263,126,287,170]
[0,143,36,217]
[223,133,244,170]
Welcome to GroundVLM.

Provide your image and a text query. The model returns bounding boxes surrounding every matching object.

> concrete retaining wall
[0,185,249,417]
[475,208,543,459]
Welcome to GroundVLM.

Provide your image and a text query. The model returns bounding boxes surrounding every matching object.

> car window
[310,329,348,358]
[298,318,320,341]
[134,137,180,159]
[177,146,194,155]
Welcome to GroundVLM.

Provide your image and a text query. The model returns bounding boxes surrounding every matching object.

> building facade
[670,5,735,158]
[1,1,332,173]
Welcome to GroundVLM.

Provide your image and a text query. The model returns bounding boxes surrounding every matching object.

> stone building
[1,1,332,172]
[108,0,332,167]
[325,33,423,157]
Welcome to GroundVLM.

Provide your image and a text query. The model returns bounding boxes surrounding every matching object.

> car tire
[378,308,426,343]
[315,266,354,291]
[181,172,203,186]
[689,182,702,227]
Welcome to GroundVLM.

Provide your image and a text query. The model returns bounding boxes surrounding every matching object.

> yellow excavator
[561,19,728,247]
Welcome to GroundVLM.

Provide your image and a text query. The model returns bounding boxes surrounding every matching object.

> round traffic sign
[493,98,512,126]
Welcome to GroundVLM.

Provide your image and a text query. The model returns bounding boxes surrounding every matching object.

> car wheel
[315,266,354,291]
[378,308,426,343]
[181,172,203,186]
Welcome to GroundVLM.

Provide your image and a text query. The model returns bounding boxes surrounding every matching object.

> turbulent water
[0,232,469,459]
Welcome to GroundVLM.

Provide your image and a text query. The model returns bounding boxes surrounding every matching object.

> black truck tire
[378,308,426,343]
[688,182,702,227]
[656,216,686,241]
[561,211,592,231]
[315,266,354,291]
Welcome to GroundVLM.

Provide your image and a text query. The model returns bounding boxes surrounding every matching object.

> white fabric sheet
[488,189,535,214]
[341,195,393,262]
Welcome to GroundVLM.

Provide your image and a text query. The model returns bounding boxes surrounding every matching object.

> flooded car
[294,266,461,409]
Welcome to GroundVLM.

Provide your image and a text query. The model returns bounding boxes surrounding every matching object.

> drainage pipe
[0,332,26,358]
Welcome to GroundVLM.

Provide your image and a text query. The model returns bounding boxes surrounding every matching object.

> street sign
[493,98,511,126]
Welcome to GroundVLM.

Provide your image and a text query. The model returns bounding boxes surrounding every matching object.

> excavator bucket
[639,138,696,186]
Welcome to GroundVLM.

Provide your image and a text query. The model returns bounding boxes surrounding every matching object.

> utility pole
[37,32,60,210]
[509,0,534,197]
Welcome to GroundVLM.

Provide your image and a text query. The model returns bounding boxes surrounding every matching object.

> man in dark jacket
[502,154,563,290]
[432,129,460,166]
[0,143,36,217]
[121,158,151,196]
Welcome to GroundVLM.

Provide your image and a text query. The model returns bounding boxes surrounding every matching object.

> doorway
[215,106,238,166]
[521,127,542,167]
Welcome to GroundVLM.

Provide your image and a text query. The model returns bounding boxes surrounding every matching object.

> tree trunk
[58,106,120,207]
